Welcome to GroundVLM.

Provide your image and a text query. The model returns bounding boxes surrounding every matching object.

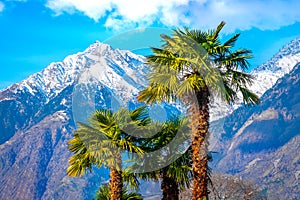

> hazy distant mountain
[0,37,299,199]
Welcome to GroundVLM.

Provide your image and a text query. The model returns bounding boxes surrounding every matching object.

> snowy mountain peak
[251,37,300,97]
[84,40,114,55]
[4,37,300,121]
[254,37,300,73]
[210,37,300,121]
[10,41,147,102]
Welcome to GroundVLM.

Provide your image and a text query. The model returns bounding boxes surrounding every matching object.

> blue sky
[0,0,300,90]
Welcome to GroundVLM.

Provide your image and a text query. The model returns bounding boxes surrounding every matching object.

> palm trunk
[161,168,179,200]
[189,86,210,200]
[109,153,123,200]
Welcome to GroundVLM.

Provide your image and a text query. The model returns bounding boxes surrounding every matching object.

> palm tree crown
[67,107,148,200]
[138,21,259,105]
[138,21,260,200]
[123,116,192,200]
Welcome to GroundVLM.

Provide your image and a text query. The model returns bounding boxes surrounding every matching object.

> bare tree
[209,173,267,200]
[179,173,266,200]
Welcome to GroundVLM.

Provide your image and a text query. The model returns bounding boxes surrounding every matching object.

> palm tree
[160,148,192,200]
[94,184,143,200]
[137,21,260,199]
[153,118,191,200]
[125,117,192,200]
[67,107,148,200]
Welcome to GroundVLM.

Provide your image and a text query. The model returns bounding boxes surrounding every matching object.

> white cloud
[45,0,300,32]
[185,0,300,32]
[46,0,113,20]
[0,1,4,12]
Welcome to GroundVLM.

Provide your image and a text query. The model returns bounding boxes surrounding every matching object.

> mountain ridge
[211,62,300,199]
[2,41,146,100]
[0,37,299,199]
[2,37,300,122]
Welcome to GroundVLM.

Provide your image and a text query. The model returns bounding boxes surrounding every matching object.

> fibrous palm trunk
[109,153,123,200]
[161,168,179,200]
[189,87,210,200]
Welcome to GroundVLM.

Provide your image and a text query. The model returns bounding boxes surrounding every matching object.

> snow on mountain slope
[9,41,147,102]
[210,37,300,121]
[1,37,300,200]
[251,37,300,97]
[4,37,300,121]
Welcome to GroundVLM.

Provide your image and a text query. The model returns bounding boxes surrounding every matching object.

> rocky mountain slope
[211,62,300,199]
[0,42,148,199]
[0,37,299,199]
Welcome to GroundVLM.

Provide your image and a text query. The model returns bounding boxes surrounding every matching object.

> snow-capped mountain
[251,37,300,97]
[4,37,300,122]
[212,61,300,200]
[210,37,300,120]
[0,42,150,200]
[0,37,300,199]
[8,41,147,102]
[181,38,300,199]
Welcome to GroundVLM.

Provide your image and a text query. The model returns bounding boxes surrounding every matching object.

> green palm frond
[220,69,259,104]
[126,116,191,190]
[182,27,208,44]
[222,80,238,103]
[239,87,260,105]
[230,70,254,86]
[91,109,114,128]
[137,83,175,104]
[67,151,97,177]
[212,21,226,42]
[68,132,86,154]
[223,33,240,49]
[129,106,150,125]
[67,132,102,177]
[176,77,197,96]
[165,147,192,189]
[216,48,253,71]
[67,107,152,178]
[168,31,211,71]
[138,21,259,106]
[140,29,227,103]
[148,72,179,91]
[147,116,190,146]
[94,184,143,200]
[148,47,190,72]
